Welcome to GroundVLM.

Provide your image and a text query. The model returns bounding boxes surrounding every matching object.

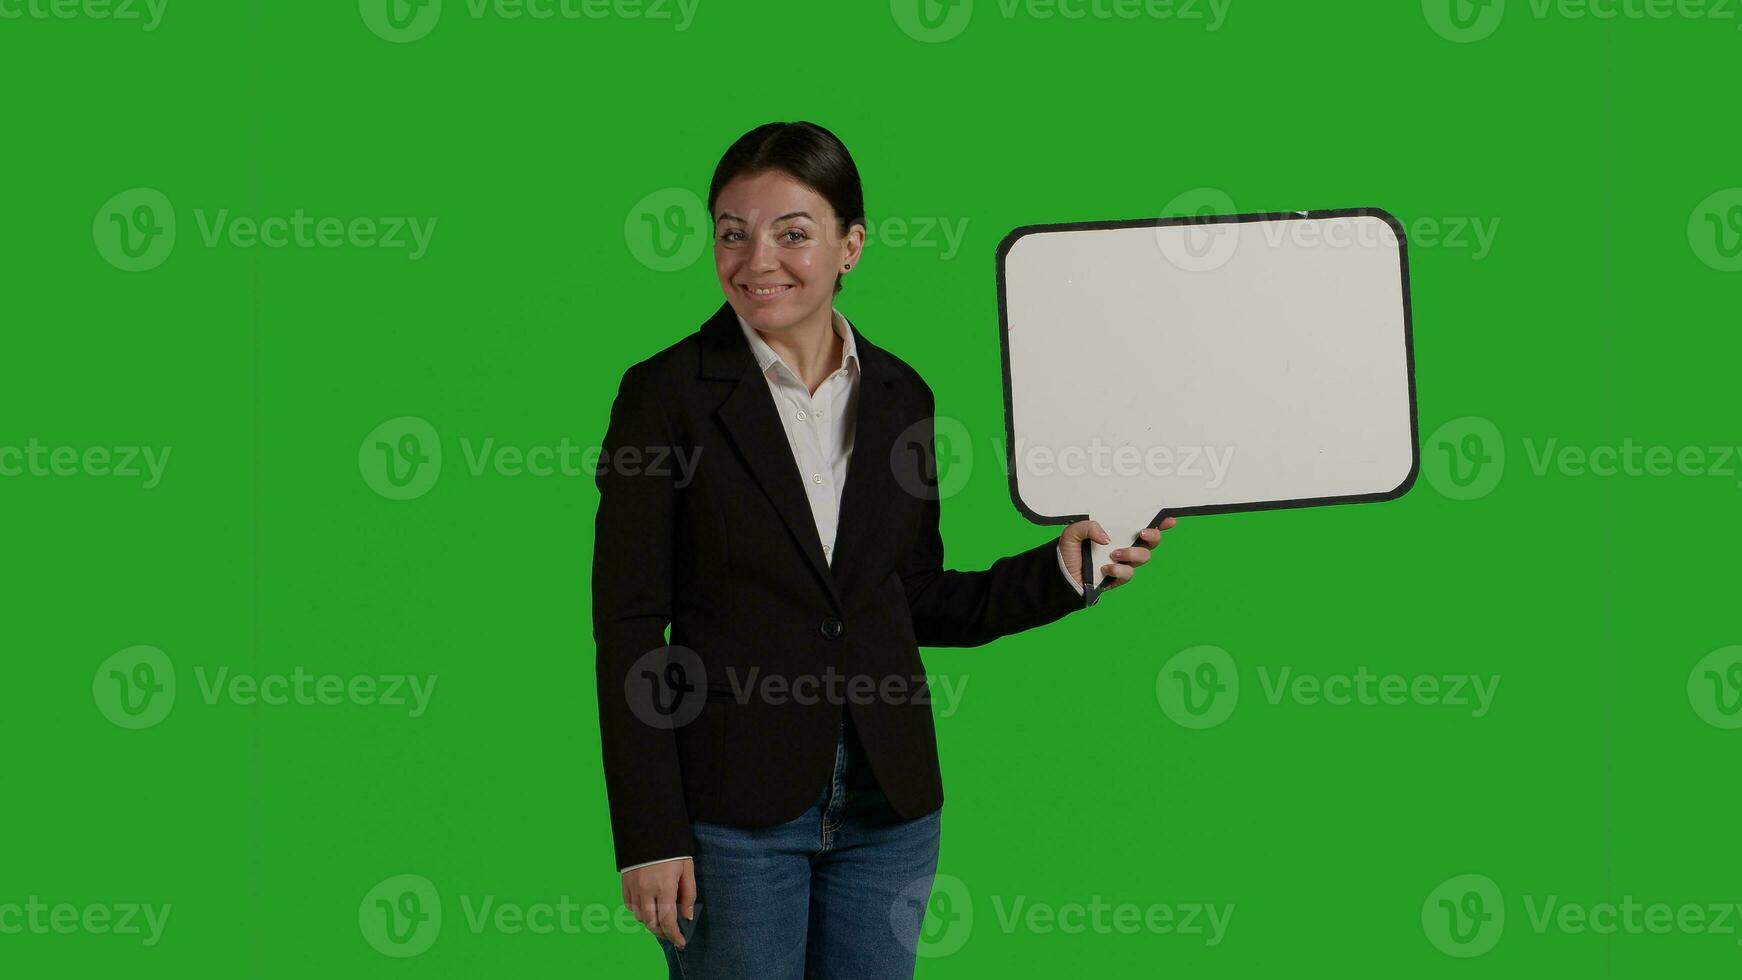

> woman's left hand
[1060,517,1178,592]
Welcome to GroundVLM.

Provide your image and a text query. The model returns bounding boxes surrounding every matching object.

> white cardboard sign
[996,209,1419,600]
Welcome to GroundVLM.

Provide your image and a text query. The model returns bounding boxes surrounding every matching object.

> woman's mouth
[743,283,794,302]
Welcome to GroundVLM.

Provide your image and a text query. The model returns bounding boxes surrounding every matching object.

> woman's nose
[748,236,780,270]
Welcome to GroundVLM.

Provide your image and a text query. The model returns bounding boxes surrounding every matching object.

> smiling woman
[593,120,1171,980]
[709,125,866,340]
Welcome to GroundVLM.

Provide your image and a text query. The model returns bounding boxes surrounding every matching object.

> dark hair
[708,121,866,294]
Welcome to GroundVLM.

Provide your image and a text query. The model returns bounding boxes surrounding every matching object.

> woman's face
[713,169,863,332]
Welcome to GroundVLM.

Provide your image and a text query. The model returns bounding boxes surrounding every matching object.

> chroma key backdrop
[3,1,1739,977]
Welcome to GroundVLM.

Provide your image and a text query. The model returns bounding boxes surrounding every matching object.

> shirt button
[812,473,824,484]
[796,410,807,421]
[822,544,831,556]
[819,617,844,640]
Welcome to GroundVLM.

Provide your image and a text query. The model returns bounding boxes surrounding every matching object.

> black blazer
[593,301,1086,871]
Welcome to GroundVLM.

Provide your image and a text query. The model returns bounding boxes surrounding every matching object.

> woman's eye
[719,230,743,243]
[782,229,808,244]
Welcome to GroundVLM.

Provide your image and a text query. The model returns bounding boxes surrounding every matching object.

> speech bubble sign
[996,208,1418,600]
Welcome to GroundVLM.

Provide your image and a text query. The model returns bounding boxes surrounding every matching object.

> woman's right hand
[622,858,696,949]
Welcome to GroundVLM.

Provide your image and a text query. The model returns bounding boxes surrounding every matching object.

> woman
[594,120,1173,979]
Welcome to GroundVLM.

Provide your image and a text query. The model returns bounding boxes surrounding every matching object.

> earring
[843,263,852,271]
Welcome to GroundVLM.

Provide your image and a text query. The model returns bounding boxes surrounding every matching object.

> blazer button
[819,617,844,640]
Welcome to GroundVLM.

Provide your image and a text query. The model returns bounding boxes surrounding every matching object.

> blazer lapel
[700,301,908,613]
[829,326,903,603]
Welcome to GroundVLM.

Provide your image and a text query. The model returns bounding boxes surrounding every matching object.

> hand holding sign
[1057,517,1176,593]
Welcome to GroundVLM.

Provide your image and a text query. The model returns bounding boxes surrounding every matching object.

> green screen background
[4,0,1738,975]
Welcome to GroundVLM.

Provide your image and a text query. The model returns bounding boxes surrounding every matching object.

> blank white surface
[1000,212,1415,585]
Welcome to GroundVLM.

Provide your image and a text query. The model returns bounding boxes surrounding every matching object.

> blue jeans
[658,716,942,979]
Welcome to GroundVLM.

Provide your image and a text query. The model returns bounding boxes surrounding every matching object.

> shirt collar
[736,307,860,384]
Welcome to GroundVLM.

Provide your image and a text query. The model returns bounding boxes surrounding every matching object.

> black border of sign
[993,207,1421,598]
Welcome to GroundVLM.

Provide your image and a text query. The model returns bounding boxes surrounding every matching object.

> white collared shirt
[618,306,1082,876]
[735,307,862,567]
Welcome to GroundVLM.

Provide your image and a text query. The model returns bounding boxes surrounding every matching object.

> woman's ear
[841,221,866,271]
